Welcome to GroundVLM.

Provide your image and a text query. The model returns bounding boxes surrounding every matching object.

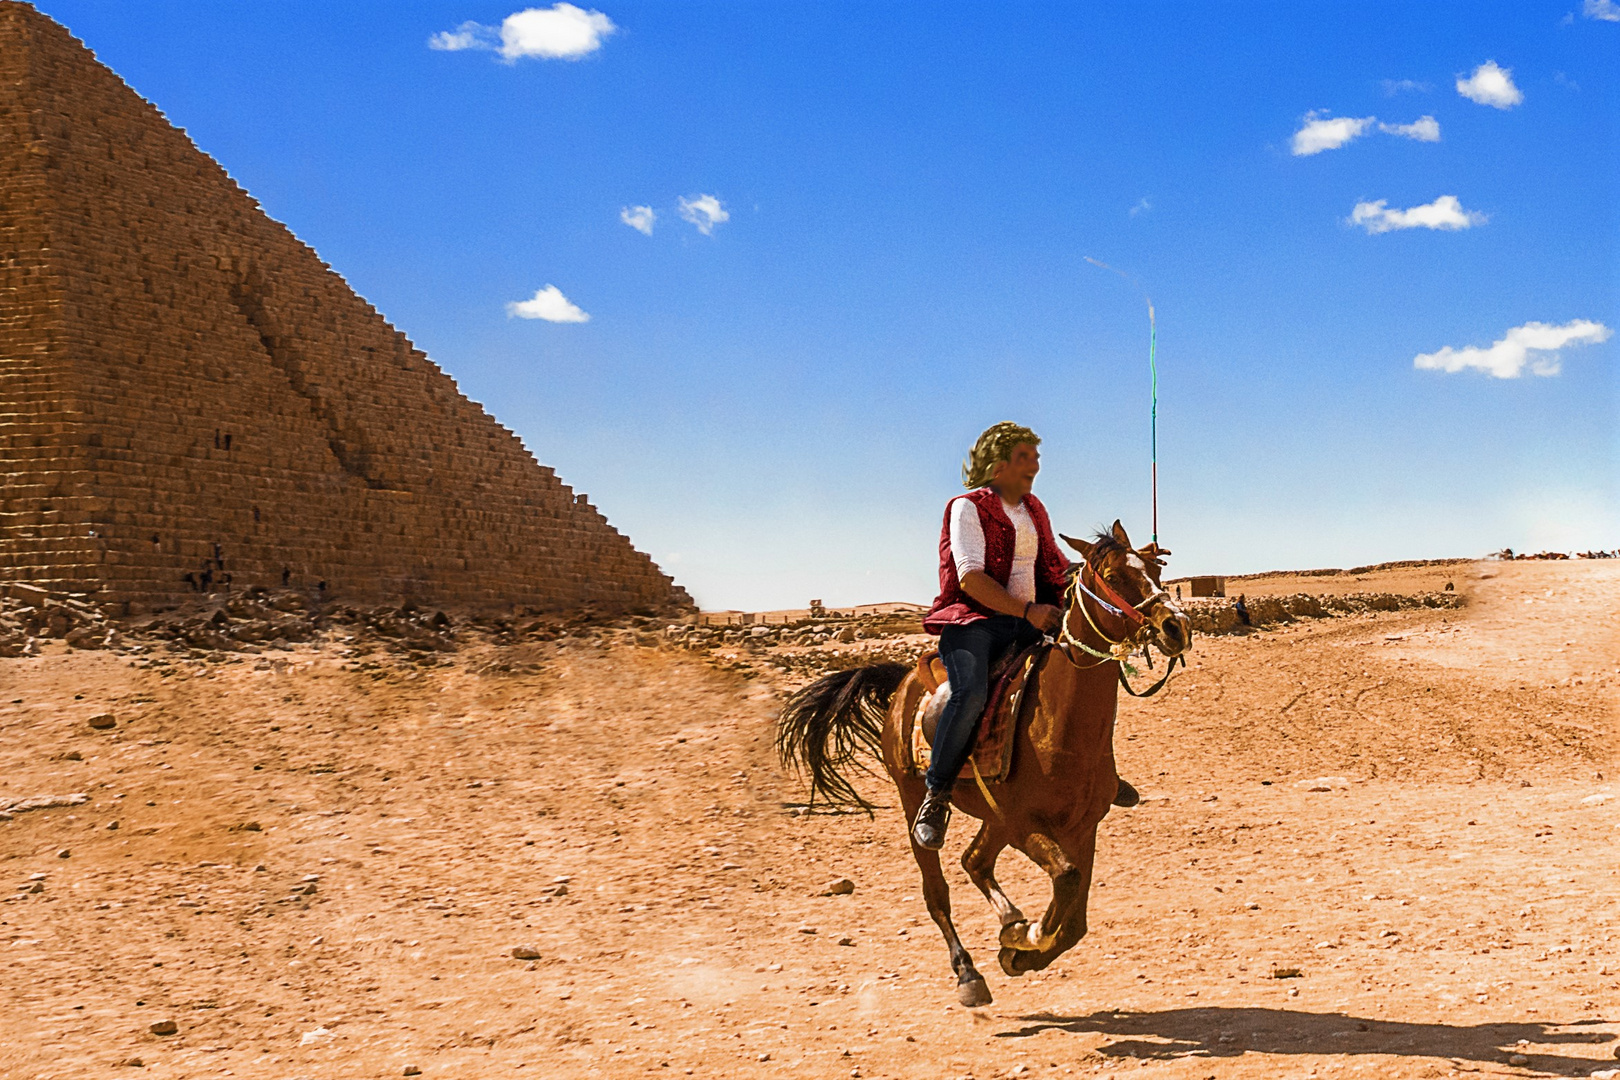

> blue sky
[39,1,1618,610]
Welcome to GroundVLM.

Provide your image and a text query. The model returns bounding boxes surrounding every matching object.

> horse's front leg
[1003,895,1091,975]
[997,830,1095,974]
[962,820,1026,933]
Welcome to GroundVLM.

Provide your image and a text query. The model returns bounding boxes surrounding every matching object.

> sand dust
[0,560,1616,1079]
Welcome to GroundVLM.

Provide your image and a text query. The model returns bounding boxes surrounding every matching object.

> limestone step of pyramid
[0,2,692,615]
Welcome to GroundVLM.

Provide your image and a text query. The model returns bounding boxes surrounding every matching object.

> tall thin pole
[1084,256,1159,545]
[1148,302,1158,546]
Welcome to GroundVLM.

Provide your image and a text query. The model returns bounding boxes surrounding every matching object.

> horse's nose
[1157,612,1190,653]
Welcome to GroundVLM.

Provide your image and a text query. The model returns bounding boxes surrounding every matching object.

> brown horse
[776,521,1192,1006]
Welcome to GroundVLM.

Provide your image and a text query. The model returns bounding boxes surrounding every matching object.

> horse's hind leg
[911,840,992,1007]
[962,822,1027,936]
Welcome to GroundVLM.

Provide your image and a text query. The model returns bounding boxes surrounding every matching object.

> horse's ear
[1060,533,1094,558]
[1110,519,1132,548]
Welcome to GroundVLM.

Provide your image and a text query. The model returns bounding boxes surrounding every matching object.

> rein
[1055,556,1182,697]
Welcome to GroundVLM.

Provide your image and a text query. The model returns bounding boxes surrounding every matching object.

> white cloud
[1413,319,1611,378]
[1129,197,1152,217]
[1291,111,1376,155]
[429,21,494,51]
[506,285,590,323]
[677,193,729,235]
[500,4,616,60]
[1381,78,1431,95]
[1379,115,1441,142]
[620,205,656,235]
[1584,0,1620,21]
[429,5,616,61]
[1349,195,1486,234]
[1456,61,1523,109]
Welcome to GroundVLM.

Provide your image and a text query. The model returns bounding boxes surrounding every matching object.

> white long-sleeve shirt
[949,494,1039,605]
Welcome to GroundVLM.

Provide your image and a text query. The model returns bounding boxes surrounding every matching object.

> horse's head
[1060,520,1192,659]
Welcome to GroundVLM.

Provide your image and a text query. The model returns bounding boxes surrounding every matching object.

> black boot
[911,787,952,850]
[1112,777,1140,808]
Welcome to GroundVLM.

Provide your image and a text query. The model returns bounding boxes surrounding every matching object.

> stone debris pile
[136,588,322,653]
[1182,591,1464,634]
[0,575,1467,682]
[0,584,118,656]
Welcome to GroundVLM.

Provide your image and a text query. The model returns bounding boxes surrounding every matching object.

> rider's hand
[1025,603,1062,633]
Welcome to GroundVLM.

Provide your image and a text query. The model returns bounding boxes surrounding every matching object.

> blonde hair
[962,422,1040,489]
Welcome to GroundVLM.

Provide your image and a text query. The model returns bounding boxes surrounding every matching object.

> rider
[912,422,1138,851]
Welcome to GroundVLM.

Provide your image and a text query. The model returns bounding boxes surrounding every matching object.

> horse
[776,520,1192,1006]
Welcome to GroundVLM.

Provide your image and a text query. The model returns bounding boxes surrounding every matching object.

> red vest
[923,488,1071,634]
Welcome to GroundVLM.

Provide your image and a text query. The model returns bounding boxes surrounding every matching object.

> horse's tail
[776,663,910,813]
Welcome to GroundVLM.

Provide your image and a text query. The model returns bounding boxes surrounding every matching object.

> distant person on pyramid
[912,422,1138,851]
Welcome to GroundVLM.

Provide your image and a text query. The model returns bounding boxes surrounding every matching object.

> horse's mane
[1086,530,1128,562]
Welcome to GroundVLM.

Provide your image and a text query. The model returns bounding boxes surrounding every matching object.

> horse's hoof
[999,947,1046,977]
[998,920,1031,950]
[999,919,1043,951]
[957,975,993,1007]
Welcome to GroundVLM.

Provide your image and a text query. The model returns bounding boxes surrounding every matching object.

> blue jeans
[924,615,1042,792]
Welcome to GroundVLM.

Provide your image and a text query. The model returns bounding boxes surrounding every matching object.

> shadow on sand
[997,1006,1616,1074]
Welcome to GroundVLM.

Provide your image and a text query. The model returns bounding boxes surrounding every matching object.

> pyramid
[0,2,691,614]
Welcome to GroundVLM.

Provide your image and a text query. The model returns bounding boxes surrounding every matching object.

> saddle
[905,640,1046,783]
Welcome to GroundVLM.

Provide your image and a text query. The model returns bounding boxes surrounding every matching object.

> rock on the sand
[821,877,856,896]
[1,793,90,815]
[511,945,541,960]
[1295,776,1351,792]
[148,1020,177,1036]
[88,713,116,729]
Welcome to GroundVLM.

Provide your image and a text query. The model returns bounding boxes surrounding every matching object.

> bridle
[1054,554,1183,697]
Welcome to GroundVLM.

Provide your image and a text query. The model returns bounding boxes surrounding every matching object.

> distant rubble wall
[1168,557,1477,586]
[1182,591,1465,635]
[0,582,1470,673]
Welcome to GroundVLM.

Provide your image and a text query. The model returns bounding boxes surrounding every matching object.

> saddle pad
[906,643,1046,783]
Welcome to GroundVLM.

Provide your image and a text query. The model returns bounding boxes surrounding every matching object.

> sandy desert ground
[0,559,1616,1080]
